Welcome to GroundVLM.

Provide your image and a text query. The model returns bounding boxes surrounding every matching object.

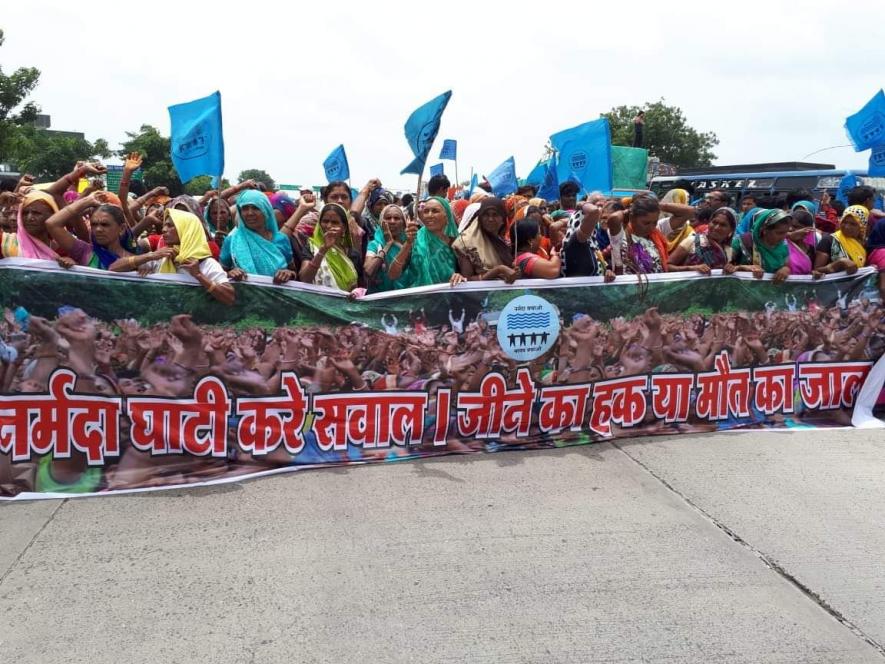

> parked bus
[650,169,885,204]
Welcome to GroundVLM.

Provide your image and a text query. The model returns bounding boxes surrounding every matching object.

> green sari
[366,205,420,292]
[412,196,459,286]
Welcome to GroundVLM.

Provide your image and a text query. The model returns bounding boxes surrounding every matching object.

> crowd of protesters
[1,156,883,304]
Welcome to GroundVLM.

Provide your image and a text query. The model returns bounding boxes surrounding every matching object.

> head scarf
[469,189,491,203]
[736,206,763,236]
[309,203,358,291]
[169,194,202,217]
[203,196,227,235]
[550,210,570,222]
[270,192,297,225]
[226,190,289,276]
[748,209,790,272]
[413,196,459,286]
[528,197,546,209]
[833,205,869,268]
[452,198,470,223]
[455,197,512,271]
[158,209,212,274]
[169,194,212,239]
[661,188,689,206]
[297,210,319,236]
[367,204,419,291]
[457,202,481,233]
[791,200,819,215]
[16,191,60,260]
[367,188,395,216]
[712,207,738,229]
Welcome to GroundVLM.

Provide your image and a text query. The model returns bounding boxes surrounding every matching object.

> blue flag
[429,163,445,177]
[870,144,885,176]
[550,118,612,194]
[323,144,350,182]
[439,139,457,160]
[524,159,549,187]
[168,91,224,184]
[468,172,478,197]
[536,158,560,202]
[836,173,858,206]
[845,89,885,152]
[401,90,452,175]
[487,156,518,197]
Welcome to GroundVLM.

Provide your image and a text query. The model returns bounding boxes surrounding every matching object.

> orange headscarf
[504,195,529,239]
[452,199,470,223]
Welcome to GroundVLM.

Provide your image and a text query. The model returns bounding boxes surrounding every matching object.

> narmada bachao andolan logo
[496,294,560,361]
[174,119,212,160]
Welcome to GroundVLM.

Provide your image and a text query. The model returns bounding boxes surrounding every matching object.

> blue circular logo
[569,150,587,170]
[496,294,560,361]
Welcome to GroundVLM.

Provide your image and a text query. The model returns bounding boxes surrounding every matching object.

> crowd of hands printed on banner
[0,155,884,491]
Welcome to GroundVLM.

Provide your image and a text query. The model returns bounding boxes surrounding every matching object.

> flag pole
[454,159,460,196]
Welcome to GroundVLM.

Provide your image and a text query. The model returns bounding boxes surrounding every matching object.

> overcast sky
[3,0,884,190]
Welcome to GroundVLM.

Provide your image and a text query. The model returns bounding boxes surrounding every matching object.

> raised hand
[298,192,317,211]
[124,152,143,173]
[405,220,419,243]
[82,161,108,176]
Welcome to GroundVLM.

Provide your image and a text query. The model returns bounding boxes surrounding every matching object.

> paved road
[2,429,884,663]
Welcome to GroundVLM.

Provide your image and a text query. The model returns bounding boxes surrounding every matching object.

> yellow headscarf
[661,188,689,205]
[158,208,212,273]
[660,188,693,252]
[832,205,869,268]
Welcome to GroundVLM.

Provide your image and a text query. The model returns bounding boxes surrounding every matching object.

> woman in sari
[512,218,562,279]
[4,191,71,261]
[785,206,820,276]
[110,209,235,305]
[363,204,422,292]
[203,195,233,242]
[866,217,885,299]
[732,208,794,282]
[606,195,670,275]
[657,188,695,254]
[222,190,297,284]
[813,205,869,277]
[45,192,136,269]
[391,197,466,287]
[453,197,518,282]
[296,203,360,291]
[168,194,221,259]
[668,207,737,274]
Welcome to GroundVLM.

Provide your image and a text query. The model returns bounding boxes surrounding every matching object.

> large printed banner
[0,259,882,500]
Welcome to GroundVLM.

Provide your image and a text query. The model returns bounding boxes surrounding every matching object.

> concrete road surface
[2,429,884,663]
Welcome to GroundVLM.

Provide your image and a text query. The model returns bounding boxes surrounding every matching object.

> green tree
[0,29,41,162]
[184,174,231,196]
[9,125,111,179]
[601,99,718,168]
[118,125,183,195]
[238,169,275,190]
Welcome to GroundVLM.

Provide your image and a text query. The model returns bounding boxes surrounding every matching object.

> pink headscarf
[296,210,319,236]
[16,191,60,260]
